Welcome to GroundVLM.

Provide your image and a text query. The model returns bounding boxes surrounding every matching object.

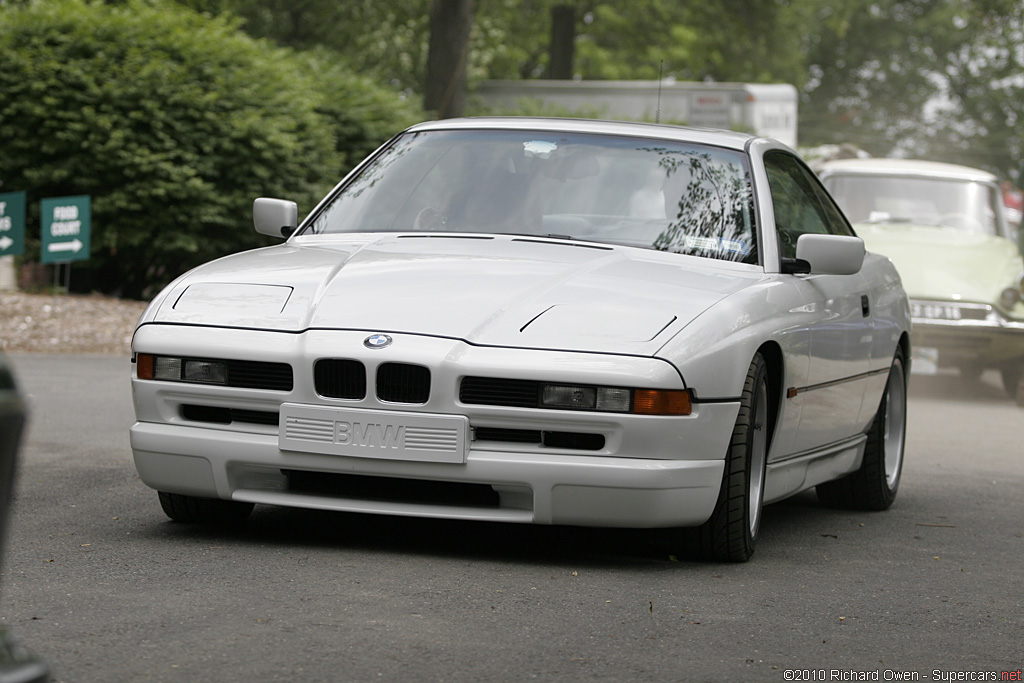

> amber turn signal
[136,353,154,380]
[632,389,692,416]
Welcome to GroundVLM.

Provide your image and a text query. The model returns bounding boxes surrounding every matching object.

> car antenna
[656,60,664,124]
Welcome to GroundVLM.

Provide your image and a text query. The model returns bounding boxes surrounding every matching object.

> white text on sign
[51,205,81,236]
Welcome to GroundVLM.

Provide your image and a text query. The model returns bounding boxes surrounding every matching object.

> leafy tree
[179,0,432,95]
[800,0,1024,176]
[917,3,1024,179]
[476,0,807,85]
[0,0,419,298]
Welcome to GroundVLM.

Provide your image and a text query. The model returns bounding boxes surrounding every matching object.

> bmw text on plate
[130,118,910,562]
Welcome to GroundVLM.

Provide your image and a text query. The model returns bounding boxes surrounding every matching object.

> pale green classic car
[819,158,1024,405]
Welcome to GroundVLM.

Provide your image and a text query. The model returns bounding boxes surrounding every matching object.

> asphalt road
[2,354,1021,682]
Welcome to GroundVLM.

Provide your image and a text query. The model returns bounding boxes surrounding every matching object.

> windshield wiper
[861,216,913,224]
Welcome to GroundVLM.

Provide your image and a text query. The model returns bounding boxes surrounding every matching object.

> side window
[765,151,854,259]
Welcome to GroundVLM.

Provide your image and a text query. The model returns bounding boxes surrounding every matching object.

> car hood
[147,233,760,355]
[856,223,1023,303]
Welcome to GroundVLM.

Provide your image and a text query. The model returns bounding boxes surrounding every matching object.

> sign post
[0,191,26,291]
[41,195,91,291]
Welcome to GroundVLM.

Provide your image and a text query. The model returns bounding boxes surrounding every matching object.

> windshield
[823,174,1002,236]
[303,129,758,264]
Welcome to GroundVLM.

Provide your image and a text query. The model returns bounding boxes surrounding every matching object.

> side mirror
[794,234,865,275]
[254,198,298,238]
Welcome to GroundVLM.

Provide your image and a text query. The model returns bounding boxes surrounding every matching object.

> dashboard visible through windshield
[823,174,1002,236]
[303,129,759,265]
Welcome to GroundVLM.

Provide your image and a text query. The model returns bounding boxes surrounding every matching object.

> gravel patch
[0,291,149,355]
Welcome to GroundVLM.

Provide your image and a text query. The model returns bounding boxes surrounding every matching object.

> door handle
[861,295,870,317]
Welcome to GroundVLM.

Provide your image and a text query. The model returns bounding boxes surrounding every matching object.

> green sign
[41,195,91,264]
[0,191,26,257]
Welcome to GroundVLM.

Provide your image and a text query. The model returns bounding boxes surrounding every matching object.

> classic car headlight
[136,354,227,385]
[540,383,691,415]
[1009,271,1024,309]
[1000,286,1022,310]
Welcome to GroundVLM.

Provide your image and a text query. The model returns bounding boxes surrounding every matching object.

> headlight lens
[540,383,690,415]
[542,384,596,409]
[154,356,182,381]
[183,360,227,384]
[999,287,1021,310]
[136,354,227,385]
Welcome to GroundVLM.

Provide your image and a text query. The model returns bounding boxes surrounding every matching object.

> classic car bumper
[910,299,1024,367]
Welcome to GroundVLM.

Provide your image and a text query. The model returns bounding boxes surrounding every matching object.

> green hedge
[0,0,421,298]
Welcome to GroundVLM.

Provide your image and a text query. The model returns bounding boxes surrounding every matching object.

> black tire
[817,347,907,510]
[158,491,254,525]
[1000,366,1024,406]
[691,353,770,562]
[1000,366,1020,395]
[956,362,983,381]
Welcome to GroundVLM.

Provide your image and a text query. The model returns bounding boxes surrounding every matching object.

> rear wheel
[158,491,254,525]
[817,347,907,510]
[691,353,770,562]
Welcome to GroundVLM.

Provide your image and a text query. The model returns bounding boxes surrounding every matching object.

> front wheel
[158,491,254,525]
[1000,365,1024,407]
[817,347,907,510]
[690,352,770,562]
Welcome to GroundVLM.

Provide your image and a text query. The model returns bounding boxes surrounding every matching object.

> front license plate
[911,302,962,321]
[279,403,469,464]
[911,347,939,375]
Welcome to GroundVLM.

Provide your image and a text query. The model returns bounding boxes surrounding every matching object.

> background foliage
[0,0,419,297]
[1,0,1022,297]
[177,0,1024,175]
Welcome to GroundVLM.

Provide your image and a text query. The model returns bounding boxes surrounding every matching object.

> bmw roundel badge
[364,333,393,349]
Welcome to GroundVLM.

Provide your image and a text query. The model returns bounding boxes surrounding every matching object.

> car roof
[818,157,999,183]
[405,117,760,152]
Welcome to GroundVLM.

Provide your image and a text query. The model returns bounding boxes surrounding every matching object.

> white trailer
[474,79,798,148]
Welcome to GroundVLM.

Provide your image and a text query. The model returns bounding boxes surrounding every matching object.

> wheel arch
[755,341,784,450]
[898,331,911,374]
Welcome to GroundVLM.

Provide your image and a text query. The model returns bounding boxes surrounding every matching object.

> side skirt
[763,434,867,505]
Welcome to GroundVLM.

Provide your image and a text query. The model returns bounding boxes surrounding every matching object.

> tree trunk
[424,0,474,118]
[548,4,575,80]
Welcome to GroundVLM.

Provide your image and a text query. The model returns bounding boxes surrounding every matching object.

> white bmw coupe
[130,118,910,561]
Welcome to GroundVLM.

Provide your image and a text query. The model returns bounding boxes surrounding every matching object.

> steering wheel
[413,207,448,231]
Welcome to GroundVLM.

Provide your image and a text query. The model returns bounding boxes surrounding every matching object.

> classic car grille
[474,426,605,451]
[314,359,367,399]
[181,404,279,426]
[377,363,430,404]
[283,470,499,508]
[226,360,293,391]
[460,377,540,407]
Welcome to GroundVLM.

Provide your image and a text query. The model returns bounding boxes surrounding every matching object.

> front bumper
[130,324,738,528]
[910,299,1024,367]
[130,421,728,527]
